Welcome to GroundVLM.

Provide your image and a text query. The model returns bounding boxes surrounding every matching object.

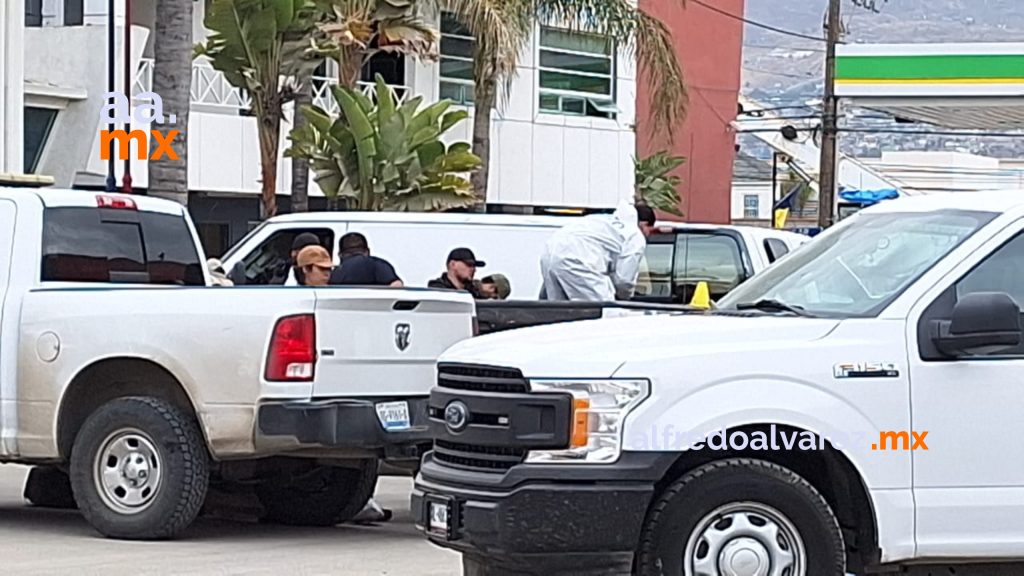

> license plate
[375,401,411,431]
[429,501,450,536]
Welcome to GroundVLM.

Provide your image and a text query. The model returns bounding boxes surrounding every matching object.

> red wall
[637,0,745,224]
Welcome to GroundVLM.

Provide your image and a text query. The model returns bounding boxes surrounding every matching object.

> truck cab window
[952,232,1024,356]
[636,241,675,299]
[41,208,204,285]
[674,234,745,302]
[956,232,1024,307]
[764,238,790,263]
[239,228,334,285]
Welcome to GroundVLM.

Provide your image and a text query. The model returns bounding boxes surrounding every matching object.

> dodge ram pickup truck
[0,188,474,539]
[414,190,1024,576]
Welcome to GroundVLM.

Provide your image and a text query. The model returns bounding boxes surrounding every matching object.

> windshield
[718,209,998,318]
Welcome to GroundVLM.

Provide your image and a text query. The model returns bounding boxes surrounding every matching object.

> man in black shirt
[328,233,403,287]
[428,247,485,298]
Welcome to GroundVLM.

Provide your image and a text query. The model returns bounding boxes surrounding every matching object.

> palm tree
[313,0,439,88]
[196,0,322,219]
[290,71,316,212]
[433,0,688,203]
[293,0,437,212]
[149,0,193,206]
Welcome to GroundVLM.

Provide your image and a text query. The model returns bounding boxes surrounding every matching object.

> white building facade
[20,0,638,253]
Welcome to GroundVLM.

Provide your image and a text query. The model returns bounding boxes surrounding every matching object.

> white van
[220,212,808,302]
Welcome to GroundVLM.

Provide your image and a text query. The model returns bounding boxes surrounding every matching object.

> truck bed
[475,300,700,336]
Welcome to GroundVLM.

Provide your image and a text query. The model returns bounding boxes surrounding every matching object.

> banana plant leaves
[287,74,482,211]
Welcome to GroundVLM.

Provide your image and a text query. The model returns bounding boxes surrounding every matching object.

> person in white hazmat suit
[540,201,656,301]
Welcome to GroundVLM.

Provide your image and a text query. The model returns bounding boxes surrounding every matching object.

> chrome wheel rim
[684,501,806,576]
[94,429,163,515]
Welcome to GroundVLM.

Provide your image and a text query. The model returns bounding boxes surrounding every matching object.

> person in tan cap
[478,273,511,300]
[295,245,333,287]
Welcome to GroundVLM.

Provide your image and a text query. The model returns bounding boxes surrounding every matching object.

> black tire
[23,466,77,509]
[256,459,378,526]
[636,458,845,576]
[69,397,209,540]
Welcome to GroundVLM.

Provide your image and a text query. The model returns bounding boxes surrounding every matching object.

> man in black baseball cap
[284,232,323,286]
[428,247,485,297]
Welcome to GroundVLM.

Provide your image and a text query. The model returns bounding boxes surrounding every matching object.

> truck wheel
[635,458,845,576]
[69,397,209,540]
[23,466,76,509]
[256,460,378,526]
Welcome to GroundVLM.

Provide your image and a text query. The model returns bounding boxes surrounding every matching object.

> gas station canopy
[835,43,1024,129]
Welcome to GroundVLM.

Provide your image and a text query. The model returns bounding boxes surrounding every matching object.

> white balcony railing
[134,58,410,114]
[311,77,411,115]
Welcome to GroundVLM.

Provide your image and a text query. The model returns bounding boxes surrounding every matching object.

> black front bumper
[257,397,431,462]
[412,451,676,575]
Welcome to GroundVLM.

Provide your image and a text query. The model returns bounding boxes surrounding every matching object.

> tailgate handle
[393,301,420,311]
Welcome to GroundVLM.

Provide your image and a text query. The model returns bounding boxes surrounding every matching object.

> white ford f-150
[0,188,474,539]
[414,190,1024,576]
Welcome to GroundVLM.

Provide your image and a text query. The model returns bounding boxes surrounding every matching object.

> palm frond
[429,0,532,103]
[634,8,687,139]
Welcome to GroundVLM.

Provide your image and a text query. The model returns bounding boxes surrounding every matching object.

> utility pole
[817,0,842,229]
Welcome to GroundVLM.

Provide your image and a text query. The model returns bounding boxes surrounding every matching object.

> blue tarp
[839,188,900,206]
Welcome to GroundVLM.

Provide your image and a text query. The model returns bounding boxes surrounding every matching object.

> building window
[743,195,760,219]
[25,0,43,26]
[24,107,59,174]
[63,0,83,25]
[439,13,475,106]
[538,26,616,118]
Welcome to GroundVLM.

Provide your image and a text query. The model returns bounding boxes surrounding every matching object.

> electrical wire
[841,127,1024,138]
[690,0,829,43]
[743,67,817,80]
[736,126,1024,139]
[691,87,734,126]
[743,104,819,113]
[737,115,821,122]
[744,43,827,53]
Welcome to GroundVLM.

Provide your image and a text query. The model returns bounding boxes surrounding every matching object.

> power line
[738,115,821,122]
[743,67,817,80]
[691,0,829,43]
[737,126,1024,139]
[841,127,1024,138]
[744,43,827,53]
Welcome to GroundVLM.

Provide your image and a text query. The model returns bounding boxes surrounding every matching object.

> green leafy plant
[195,0,323,219]
[287,75,482,211]
[635,151,685,216]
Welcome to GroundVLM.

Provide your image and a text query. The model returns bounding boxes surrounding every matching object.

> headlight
[526,379,649,464]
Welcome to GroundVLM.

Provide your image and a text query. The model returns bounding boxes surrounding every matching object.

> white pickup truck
[415,190,1024,576]
[0,188,474,540]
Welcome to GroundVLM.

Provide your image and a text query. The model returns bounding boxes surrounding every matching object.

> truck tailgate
[312,288,475,398]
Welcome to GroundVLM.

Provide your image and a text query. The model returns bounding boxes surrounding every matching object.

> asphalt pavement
[0,465,460,575]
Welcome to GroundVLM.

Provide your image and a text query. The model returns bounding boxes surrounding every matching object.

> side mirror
[931,292,1022,357]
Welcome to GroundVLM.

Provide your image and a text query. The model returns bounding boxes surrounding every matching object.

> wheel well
[57,358,200,459]
[655,423,880,573]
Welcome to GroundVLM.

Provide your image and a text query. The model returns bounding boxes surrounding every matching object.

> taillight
[265,314,316,382]
[96,194,137,210]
